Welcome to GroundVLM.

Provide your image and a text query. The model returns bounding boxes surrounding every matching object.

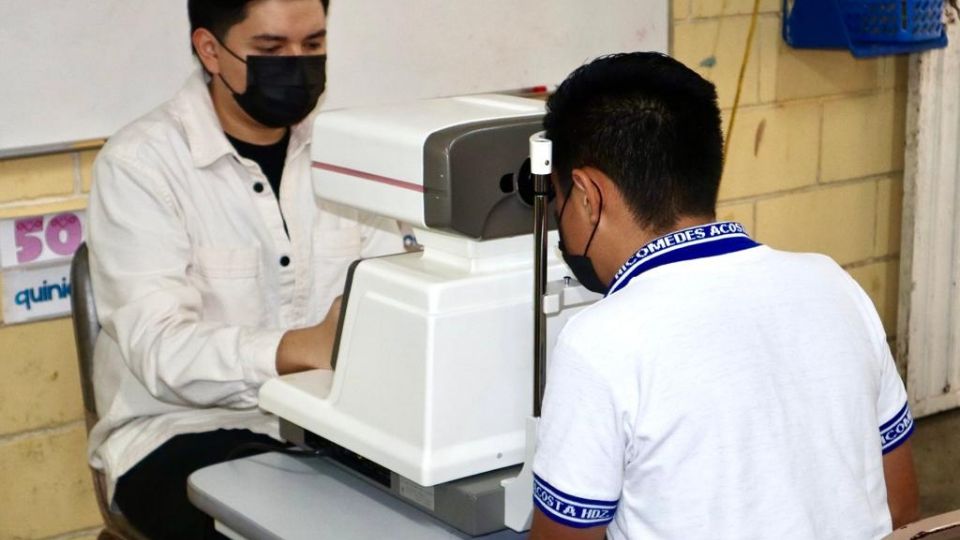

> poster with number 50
[0,211,87,269]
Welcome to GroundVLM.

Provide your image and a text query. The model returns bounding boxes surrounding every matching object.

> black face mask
[217,42,327,128]
[557,182,608,295]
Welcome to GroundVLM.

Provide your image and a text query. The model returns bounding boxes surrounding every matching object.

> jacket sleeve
[88,152,283,409]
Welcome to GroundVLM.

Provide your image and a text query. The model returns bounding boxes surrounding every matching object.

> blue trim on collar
[607,222,760,296]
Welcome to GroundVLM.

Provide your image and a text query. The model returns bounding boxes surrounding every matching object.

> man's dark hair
[188,0,330,43]
[545,52,724,232]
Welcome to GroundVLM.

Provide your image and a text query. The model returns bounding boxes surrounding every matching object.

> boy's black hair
[188,0,330,43]
[545,52,724,232]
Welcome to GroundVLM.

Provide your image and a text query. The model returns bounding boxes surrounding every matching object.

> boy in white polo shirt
[530,52,919,540]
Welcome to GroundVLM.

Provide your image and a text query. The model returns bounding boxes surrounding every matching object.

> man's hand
[276,297,343,375]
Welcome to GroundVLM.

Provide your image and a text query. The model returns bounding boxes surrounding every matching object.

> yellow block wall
[0,152,101,539]
[0,4,907,538]
[674,0,906,338]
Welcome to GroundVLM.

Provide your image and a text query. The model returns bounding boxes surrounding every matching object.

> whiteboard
[0,0,667,154]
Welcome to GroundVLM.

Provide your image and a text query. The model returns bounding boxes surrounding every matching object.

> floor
[913,408,960,517]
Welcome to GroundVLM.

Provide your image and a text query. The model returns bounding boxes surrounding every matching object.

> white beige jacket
[86,70,401,498]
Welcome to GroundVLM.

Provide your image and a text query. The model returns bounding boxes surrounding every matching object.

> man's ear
[192,28,222,75]
[571,167,605,225]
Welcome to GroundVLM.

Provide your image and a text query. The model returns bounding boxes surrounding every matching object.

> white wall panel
[899,18,960,417]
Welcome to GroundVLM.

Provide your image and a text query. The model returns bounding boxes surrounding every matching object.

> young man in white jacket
[86,1,401,537]
[529,52,919,540]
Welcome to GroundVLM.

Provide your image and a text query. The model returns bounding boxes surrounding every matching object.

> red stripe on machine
[312,161,424,193]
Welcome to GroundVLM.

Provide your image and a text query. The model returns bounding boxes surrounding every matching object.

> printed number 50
[15,213,83,264]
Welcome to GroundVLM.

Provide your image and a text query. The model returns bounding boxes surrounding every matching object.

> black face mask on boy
[217,40,327,128]
[556,182,608,295]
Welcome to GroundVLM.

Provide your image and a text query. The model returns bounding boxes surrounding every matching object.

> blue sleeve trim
[533,473,618,529]
[880,402,914,454]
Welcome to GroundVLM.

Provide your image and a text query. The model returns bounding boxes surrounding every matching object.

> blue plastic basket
[783,0,948,57]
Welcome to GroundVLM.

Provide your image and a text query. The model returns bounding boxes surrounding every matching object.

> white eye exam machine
[259,94,600,535]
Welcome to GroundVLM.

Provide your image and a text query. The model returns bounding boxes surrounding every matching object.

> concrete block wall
[673,0,908,335]
[0,151,101,539]
[0,3,908,537]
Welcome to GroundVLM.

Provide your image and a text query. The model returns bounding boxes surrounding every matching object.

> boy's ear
[571,167,605,225]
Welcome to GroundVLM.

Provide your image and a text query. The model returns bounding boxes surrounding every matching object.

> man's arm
[883,440,920,529]
[530,508,607,540]
[283,206,403,375]
[90,153,328,408]
[276,297,341,374]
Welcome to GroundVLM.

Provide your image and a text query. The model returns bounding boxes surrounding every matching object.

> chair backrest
[70,243,101,431]
[884,509,960,539]
[69,243,149,540]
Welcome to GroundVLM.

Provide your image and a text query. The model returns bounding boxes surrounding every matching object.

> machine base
[280,419,520,537]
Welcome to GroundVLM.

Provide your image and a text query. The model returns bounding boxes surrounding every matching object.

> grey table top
[188,452,528,540]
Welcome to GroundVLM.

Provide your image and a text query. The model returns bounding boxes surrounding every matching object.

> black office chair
[70,243,148,540]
